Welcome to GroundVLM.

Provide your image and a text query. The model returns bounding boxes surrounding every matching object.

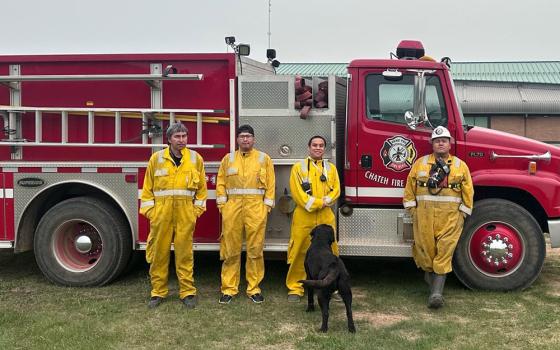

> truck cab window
[366,74,448,127]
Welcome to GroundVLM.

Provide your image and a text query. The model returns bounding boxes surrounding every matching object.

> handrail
[0,141,224,149]
[0,73,203,82]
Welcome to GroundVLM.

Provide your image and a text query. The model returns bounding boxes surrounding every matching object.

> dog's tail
[299,268,339,289]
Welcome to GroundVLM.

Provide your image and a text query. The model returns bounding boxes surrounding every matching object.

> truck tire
[34,197,132,286]
[452,198,545,291]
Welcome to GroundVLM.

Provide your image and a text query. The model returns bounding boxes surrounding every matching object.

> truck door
[354,69,453,205]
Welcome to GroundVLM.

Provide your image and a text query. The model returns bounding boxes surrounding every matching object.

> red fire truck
[0,41,557,291]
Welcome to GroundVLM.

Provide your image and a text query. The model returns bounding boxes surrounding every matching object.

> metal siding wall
[456,81,560,114]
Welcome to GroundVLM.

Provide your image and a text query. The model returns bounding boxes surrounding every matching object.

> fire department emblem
[380,136,417,172]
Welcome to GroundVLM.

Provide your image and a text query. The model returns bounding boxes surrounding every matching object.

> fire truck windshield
[365,73,448,128]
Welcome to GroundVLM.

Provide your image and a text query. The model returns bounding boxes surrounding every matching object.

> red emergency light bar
[396,40,425,59]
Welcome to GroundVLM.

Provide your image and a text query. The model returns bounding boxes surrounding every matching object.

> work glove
[143,207,155,221]
[194,206,205,218]
[406,207,416,218]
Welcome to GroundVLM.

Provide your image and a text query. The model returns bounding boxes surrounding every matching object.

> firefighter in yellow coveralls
[140,122,207,309]
[216,125,275,304]
[286,135,340,302]
[403,126,474,309]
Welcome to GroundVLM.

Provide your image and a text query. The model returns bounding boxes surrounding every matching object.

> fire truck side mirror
[404,111,419,130]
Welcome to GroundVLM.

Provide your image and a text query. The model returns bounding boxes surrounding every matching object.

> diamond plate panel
[240,116,333,159]
[265,164,292,241]
[339,244,412,257]
[241,81,289,109]
[338,207,412,246]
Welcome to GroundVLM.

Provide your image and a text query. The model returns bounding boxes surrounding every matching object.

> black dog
[299,224,355,333]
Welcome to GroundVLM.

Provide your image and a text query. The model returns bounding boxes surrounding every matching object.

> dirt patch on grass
[546,281,560,297]
[395,329,424,341]
[351,288,368,300]
[8,287,34,294]
[353,311,408,327]
[278,322,300,333]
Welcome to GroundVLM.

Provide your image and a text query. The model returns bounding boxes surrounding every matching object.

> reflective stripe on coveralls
[139,147,208,299]
[286,157,341,296]
[216,148,275,296]
[403,153,474,274]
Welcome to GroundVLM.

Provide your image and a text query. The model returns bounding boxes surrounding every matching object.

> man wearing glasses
[216,125,276,304]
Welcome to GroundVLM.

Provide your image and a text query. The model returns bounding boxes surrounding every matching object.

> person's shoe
[287,294,301,303]
[148,296,163,309]
[332,290,343,302]
[248,293,264,304]
[181,295,197,309]
[219,294,233,304]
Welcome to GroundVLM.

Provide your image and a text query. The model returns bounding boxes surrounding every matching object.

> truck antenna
[267,0,272,49]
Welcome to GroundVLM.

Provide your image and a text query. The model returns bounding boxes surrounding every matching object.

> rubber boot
[424,271,433,288]
[427,273,446,309]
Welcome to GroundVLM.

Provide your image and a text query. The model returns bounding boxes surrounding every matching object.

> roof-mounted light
[396,40,425,60]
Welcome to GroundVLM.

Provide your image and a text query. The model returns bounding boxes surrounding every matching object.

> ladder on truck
[0,64,237,159]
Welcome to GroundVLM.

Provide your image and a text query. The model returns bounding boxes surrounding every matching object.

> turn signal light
[528,161,537,175]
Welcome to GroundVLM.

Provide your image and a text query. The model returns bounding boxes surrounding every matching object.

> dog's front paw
[319,326,328,333]
[348,324,356,333]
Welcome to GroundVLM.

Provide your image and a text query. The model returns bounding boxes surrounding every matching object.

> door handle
[360,154,372,169]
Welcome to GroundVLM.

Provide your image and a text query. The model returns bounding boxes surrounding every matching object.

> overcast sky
[2,0,558,63]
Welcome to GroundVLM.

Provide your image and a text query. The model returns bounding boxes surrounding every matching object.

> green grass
[1,247,560,350]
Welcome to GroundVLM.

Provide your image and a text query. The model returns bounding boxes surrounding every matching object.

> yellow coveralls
[286,157,340,296]
[140,147,207,299]
[403,154,474,274]
[216,148,275,296]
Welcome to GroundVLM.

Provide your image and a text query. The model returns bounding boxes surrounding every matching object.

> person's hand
[407,207,416,218]
[144,207,155,221]
[194,207,204,218]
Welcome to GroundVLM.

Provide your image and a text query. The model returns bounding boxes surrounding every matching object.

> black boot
[427,273,446,309]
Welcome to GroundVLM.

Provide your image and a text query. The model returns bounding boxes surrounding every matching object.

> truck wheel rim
[52,220,103,272]
[469,221,524,277]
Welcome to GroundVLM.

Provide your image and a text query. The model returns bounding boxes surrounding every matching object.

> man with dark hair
[216,124,275,304]
[286,135,340,302]
[140,122,207,309]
